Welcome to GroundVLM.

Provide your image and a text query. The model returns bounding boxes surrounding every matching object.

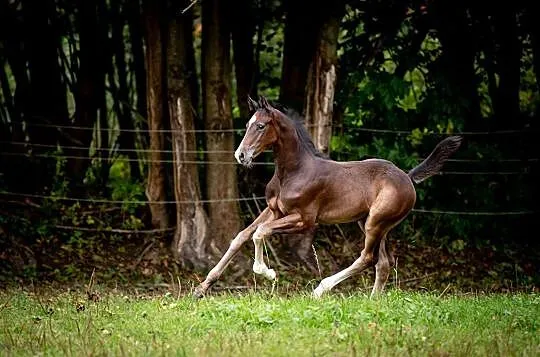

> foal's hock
[194,96,462,298]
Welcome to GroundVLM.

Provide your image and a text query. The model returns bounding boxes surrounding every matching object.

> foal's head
[234,96,280,167]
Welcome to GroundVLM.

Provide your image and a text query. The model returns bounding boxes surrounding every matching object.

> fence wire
[0,191,536,217]
[1,123,537,234]
[7,121,532,135]
[0,191,267,205]
[2,141,539,164]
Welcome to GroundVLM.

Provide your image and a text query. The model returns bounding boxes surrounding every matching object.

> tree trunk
[183,10,199,116]
[494,5,520,130]
[231,0,256,119]
[252,0,265,98]
[23,0,69,192]
[127,0,149,150]
[202,0,242,251]
[1,6,31,192]
[143,0,170,229]
[96,0,112,191]
[111,1,142,181]
[304,4,342,154]
[280,0,321,111]
[167,5,212,267]
[66,0,101,190]
[98,93,110,191]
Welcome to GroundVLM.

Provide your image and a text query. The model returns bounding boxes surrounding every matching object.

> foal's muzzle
[234,146,255,167]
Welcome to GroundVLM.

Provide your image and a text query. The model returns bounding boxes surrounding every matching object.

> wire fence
[6,121,534,135]
[0,190,536,218]
[2,140,539,163]
[0,191,267,205]
[1,123,537,234]
[1,142,538,176]
[0,152,535,174]
[2,140,540,164]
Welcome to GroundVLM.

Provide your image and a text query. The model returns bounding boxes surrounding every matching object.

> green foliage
[257,19,285,98]
[333,9,538,246]
[1,291,538,356]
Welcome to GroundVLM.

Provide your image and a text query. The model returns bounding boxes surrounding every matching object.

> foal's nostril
[239,152,245,163]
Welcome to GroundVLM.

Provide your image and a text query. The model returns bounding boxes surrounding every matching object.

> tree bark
[304,4,342,154]
[202,0,242,252]
[280,0,321,111]
[143,0,170,229]
[183,9,199,116]
[231,0,256,119]
[167,6,212,267]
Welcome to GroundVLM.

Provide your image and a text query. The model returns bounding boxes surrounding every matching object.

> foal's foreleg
[252,212,306,280]
[193,208,272,298]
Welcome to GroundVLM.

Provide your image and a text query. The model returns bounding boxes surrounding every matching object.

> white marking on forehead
[247,113,257,129]
[235,113,257,164]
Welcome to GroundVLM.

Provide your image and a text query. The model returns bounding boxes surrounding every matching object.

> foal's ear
[258,96,272,110]
[247,95,259,112]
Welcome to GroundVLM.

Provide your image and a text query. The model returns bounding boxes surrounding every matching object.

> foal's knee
[252,225,270,242]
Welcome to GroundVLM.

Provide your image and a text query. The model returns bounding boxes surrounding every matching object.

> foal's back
[314,158,416,225]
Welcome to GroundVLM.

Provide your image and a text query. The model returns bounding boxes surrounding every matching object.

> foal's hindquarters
[312,162,417,297]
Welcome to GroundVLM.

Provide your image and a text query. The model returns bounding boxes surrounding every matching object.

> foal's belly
[317,199,370,224]
[316,181,372,224]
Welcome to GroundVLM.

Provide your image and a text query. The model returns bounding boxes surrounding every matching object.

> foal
[194,96,462,298]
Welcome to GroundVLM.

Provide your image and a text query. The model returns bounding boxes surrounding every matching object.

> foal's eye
[256,123,265,130]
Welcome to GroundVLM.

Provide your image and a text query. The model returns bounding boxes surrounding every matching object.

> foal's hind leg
[371,236,395,298]
[291,229,319,275]
[313,182,413,299]
[313,217,389,298]
[359,220,394,297]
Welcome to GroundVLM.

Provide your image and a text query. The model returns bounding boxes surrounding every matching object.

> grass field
[0,288,538,356]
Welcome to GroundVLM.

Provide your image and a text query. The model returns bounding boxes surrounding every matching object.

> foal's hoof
[312,282,326,299]
[192,286,206,299]
[264,269,277,281]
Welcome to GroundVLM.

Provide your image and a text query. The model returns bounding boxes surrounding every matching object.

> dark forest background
[0,0,538,291]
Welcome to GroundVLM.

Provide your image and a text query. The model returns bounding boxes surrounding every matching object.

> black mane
[270,103,327,159]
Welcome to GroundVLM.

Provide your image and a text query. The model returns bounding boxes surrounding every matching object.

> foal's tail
[408,136,463,184]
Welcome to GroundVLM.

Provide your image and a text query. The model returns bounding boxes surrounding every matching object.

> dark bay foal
[194,96,462,298]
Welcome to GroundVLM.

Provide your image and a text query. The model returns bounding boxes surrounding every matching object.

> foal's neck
[273,116,315,179]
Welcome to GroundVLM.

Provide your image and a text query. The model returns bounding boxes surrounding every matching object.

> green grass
[1,289,538,356]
